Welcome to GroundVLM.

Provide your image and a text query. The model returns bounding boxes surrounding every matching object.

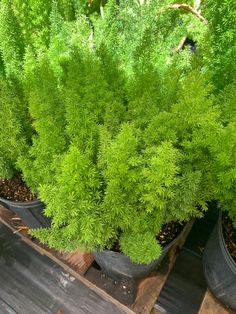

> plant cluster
[202,0,236,90]
[202,0,236,226]
[0,76,28,178]
[0,0,101,179]
[0,0,236,263]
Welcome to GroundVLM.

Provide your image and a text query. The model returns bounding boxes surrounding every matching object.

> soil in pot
[93,221,186,282]
[157,221,184,247]
[222,213,236,263]
[92,221,185,304]
[111,221,184,253]
[0,176,50,229]
[0,176,37,202]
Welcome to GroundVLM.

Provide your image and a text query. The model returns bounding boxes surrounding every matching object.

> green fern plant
[202,0,236,90]
[32,68,225,264]
[17,52,68,192]
[210,82,236,227]
[30,56,224,266]
[200,1,236,225]
[0,75,29,178]
[10,0,234,264]
[0,0,99,184]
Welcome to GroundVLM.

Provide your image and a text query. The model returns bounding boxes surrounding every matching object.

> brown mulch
[222,214,236,263]
[0,176,37,202]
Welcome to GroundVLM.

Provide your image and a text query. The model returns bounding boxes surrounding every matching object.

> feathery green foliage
[0,0,96,182]
[201,0,236,224]
[211,83,236,227]
[0,75,28,178]
[18,53,68,192]
[32,67,225,263]
[29,0,234,264]
[1,0,236,263]
[0,0,24,78]
[0,0,99,182]
[202,0,236,89]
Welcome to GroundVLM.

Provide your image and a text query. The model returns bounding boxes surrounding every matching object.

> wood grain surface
[198,289,234,314]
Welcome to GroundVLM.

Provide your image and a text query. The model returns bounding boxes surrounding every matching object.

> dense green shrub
[32,66,224,264]
[0,75,29,178]
[211,83,236,227]
[202,1,236,225]
[202,0,236,89]
[1,0,235,264]
[93,0,208,77]
[17,53,68,192]
[18,10,126,192]
[0,0,101,182]
[26,0,229,264]
[0,0,100,72]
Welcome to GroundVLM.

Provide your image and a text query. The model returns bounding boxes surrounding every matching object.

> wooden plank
[198,289,234,314]
[132,220,194,314]
[19,236,135,314]
[0,224,129,314]
[0,205,93,275]
[0,205,135,314]
[55,249,94,275]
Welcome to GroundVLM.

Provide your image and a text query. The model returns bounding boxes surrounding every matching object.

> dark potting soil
[111,221,184,253]
[222,213,236,263]
[0,176,37,202]
[157,221,184,247]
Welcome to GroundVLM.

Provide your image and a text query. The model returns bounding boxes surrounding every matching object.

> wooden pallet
[0,205,233,314]
[151,290,234,314]
[199,289,235,314]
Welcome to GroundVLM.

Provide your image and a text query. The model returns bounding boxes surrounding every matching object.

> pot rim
[219,211,236,270]
[0,196,43,208]
[95,221,188,259]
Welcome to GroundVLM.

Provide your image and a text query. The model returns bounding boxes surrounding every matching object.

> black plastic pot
[203,213,236,311]
[93,223,188,281]
[0,197,51,229]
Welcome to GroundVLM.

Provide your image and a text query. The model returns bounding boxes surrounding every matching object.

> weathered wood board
[0,223,132,314]
[0,205,93,275]
[198,289,234,314]
[1,205,232,314]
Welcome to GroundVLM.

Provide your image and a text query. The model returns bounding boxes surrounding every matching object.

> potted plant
[0,0,102,228]
[0,78,50,228]
[0,0,51,227]
[0,0,84,228]
[202,121,236,311]
[0,0,55,228]
[200,1,236,310]
[0,72,46,228]
[18,0,226,280]
[202,85,236,311]
[31,65,224,278]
